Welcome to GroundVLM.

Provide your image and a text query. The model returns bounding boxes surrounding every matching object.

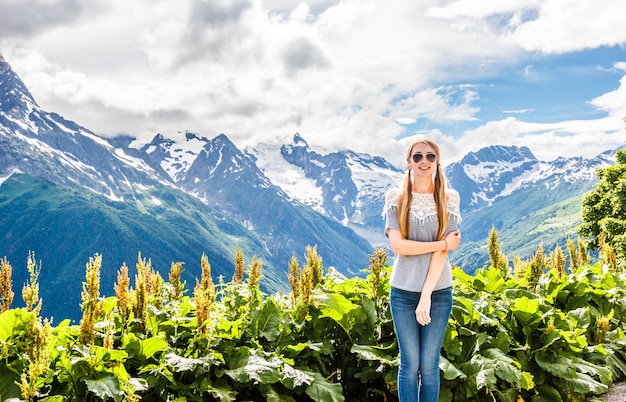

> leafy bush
[0,245,625,401]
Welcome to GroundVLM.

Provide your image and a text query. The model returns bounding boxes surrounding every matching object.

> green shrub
[0,245,625,401]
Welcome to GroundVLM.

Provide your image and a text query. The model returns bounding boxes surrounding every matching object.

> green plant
[0,239,625,401]
[579,147,626,269]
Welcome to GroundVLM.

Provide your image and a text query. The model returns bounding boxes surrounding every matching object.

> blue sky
[410,46,624,132]
[1,0,625,167]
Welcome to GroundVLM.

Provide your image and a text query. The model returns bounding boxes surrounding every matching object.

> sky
[1,0,626,168]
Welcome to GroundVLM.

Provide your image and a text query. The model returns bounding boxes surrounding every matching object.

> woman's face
[409,143,438,178]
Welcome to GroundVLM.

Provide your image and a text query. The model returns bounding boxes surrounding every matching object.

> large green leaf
[567,307,591,329]
[533,384,563,402]
[84,372,124,402]
[605,347,626,377]
[452,267,474,288]
[512,296,542,327]
[206,384,238,402]
[442,326,463,358]
[451,296,481,327]
[440,356,466,381]
[0,308,33,342]
[165,352,215,373]
[123,333,169,360]
[473,361,497,389]
[304,372,344,402]
[0,364,21,400]
[483,348,522,387]
[250,297,282,341]
[350,343,398,366]
[281,364,314,389]
[318,293,358,323]
[261,383,297,402]
[225,353,283,384]
[554,372,608,395]
[535,351,575,378]
[477,266,507,294]
[317,292,361,338]
[571,356,612,386]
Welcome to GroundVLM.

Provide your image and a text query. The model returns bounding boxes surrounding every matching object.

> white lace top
[383,187,462,292]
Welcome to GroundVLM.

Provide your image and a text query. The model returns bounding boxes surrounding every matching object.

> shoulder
[446,188,460,205]
[385,186,401,201]
[446,188,462,221]
[383,186,401,214]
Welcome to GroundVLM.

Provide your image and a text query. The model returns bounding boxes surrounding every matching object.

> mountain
[247,138,616,269]
[446,145,612,215]
[139,131,372,278]
[0,55,374,320]
[446,145,615,270]
[0,53,618,321]
[245,134,403,248]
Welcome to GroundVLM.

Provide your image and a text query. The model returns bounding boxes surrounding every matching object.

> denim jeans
[390,286,452,402]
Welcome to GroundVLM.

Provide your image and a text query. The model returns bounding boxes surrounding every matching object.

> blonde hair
[397,137,448,240]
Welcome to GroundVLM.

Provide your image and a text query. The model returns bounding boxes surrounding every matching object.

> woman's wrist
[443,239,448,251]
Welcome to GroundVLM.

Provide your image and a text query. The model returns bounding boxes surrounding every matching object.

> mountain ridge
[0,56,374,319]
[0,54,619,320]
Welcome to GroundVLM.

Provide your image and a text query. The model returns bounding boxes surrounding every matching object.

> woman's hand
[444,230,461,250]
[415,296,432,326]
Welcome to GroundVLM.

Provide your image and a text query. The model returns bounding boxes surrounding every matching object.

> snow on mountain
[138,131,209,182]
[445,144,614,214]
[244,134,403,247]
[246,139,325,211]
[247,135,402,217]
[342,150,403,222]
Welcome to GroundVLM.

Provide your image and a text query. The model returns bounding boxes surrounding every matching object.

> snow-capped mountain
[135,126,616,264]
[0,57,185,206]
[446,145,614,214]
[138,130,373,279]
[246,133,403,247]
[444,145,615,270]
[0,55,374,319]
[0,53,619,319]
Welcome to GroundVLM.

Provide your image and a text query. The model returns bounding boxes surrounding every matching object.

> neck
[412,176,434,193]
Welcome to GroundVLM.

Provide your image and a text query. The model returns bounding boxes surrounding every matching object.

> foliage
[0,241,625,401]
[0,256,14,312]
[457,186,592,272]
[580,148,626,268]
[488,225,509,276]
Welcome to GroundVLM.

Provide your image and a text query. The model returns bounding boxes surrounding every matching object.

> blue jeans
[390,286,452,402]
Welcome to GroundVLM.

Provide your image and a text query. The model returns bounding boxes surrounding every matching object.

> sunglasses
[412,153,437,163]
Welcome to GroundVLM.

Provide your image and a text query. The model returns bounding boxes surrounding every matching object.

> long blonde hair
[397,138,448,240]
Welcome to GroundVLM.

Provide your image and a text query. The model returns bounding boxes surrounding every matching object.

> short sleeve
[446,189,462,223]
[444,189,462,235]
[383,188,400,237]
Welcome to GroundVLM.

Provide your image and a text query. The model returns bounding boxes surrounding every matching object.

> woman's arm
[387,228,460,256]
[414,250,448,325]
[414,220,461,325]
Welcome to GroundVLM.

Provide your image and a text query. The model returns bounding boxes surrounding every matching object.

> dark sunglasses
[412,153,437,163]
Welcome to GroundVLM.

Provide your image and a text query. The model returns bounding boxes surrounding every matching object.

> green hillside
[0,173,275,320]
[454,186,590,272]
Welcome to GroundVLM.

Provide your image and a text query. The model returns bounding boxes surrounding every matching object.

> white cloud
[455,116,624,163]
[508,0,626,53]
[590,62,626,118]
[1,0,625,169]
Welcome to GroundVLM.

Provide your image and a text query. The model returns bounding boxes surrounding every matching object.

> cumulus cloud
[590,62,626,118]
[0,0,99,37]
[1,0,625,168]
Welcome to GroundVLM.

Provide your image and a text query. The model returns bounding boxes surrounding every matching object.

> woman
[383,137,462,401]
